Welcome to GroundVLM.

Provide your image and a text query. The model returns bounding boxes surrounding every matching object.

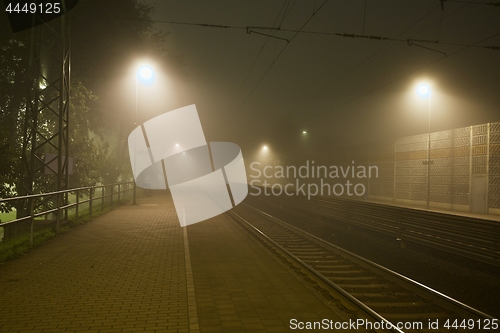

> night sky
[125,0,499,153]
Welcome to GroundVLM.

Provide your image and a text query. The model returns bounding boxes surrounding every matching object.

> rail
[0,182,136,245]
[230,203,495,332]
[291,195,500,267]
[229,208,404,333]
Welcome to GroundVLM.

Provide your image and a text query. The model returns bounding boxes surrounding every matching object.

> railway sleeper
[350,292,422,302]
[337,283,403,295]
[324,276,386,284]
[313,268,369,275]
[372,304,446,315]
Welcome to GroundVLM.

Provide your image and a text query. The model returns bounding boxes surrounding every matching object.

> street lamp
[139,66,153,81]
[133,64,155,205]
[417,83,432,209]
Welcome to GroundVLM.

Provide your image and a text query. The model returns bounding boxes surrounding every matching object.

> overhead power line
[79,4,498,132]
[278,3,443,125]
[81,14,500,51]
[262,29,500,144]
[255,7,436,139]
[225,0,329,125]
[296,31,500,127]
[446,0,500,5]
[221,0,289,130]
[284,0,486,122]
[263,0,490,140]
[242,27,500,50]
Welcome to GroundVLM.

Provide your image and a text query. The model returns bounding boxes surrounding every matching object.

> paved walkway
[0,192,343,332]
[364,197,500,222]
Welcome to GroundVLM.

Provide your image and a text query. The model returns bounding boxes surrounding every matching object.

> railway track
[229,203,497,333]
[299,196,500,267]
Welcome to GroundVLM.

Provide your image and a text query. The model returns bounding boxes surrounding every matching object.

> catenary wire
[296,31,500,127]
[222,1,289,123]
[225,0,329,125]
[286,0,482,121]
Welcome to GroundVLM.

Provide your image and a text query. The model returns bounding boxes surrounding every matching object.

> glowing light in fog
[138,66,153,80]
[417,84,430,96]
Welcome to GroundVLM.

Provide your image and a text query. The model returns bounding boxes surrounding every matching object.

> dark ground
[243,194,500,318]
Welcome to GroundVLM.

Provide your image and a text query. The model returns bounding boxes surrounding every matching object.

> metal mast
[12,2,71,238]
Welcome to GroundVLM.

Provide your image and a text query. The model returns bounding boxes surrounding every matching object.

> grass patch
[0,210,17,223]
[0,228,56,262]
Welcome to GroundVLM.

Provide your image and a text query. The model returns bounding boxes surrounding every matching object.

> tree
[0,20,30,210]
[0,0,183,206]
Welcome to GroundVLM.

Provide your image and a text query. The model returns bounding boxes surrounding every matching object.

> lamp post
[133,65,154,205]
[417,84,432,209]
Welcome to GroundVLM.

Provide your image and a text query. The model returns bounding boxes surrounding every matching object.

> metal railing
[0,182,135,245]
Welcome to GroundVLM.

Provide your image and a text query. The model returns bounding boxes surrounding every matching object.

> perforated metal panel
[491,123,500,133]
[489,125,500,208]
[368,142,394,198]
[310,122,499,212]
[368,125,469,205]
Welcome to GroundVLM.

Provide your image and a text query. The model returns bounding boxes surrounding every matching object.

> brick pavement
[0,191,344,332]
[187,214,343,333]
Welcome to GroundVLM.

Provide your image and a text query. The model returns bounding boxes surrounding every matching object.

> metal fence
[306,122,500,215]
[0,182,135,244]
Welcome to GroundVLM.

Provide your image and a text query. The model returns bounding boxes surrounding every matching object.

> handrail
[0,182,136,245]
[0,183,128,203]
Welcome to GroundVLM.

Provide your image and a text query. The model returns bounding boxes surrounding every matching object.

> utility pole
[11,2,72,239]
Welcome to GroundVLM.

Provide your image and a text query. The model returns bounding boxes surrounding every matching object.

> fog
[129,0,500,152]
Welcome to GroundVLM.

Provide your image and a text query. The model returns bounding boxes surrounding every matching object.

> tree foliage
[68,80,104,188]
[0,22,29,204]
[0,0,182,202]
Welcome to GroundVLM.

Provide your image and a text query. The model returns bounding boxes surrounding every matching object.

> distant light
[39,81,47,90]
[175,143,179,147]
[417,84,430,96]
[302,131,307,134]
[138,66,153,80]
[263,145,268,151]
